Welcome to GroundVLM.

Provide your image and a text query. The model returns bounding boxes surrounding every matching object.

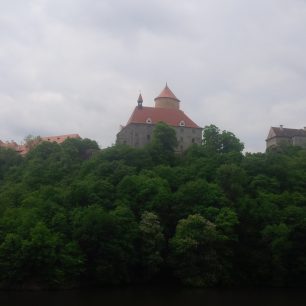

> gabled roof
[126,106,200,128]
[154,84,180,102]
[268,127,306,138]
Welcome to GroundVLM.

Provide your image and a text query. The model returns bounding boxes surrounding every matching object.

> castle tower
[154,83,180,110]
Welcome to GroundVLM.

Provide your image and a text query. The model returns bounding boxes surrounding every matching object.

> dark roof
[127,106,200,128]
[137,93,143,103]
[270,127,306,138]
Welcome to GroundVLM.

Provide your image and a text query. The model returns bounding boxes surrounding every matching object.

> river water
[1,286,306,306]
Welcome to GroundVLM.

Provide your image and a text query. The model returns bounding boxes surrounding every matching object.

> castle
[3,84,305,155]
[116,84,202,152]
[266,125,306,149]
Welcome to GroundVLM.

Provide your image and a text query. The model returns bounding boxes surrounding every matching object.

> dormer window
[179,120,185,127]
[146,118,152,124]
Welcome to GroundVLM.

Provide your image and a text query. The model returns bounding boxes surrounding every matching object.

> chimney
[280,125,283,130]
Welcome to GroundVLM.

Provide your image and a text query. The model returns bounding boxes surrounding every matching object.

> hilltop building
[266,126,306,149]
[116,84,202,152]
[0,134,81,155]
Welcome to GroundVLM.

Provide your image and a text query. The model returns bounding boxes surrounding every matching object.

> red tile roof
[127,106,200,128]
[0,140,28,155]
[42,134,81,144]
[0,140,19,150]
[0,134,81,155]
[154,84,180,102]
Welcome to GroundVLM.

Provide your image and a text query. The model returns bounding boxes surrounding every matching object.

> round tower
[154,84,180,110]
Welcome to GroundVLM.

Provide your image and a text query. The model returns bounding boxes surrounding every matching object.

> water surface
[1,286,306,306]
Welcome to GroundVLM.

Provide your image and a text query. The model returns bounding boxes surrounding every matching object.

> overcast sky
[1,0,306,152]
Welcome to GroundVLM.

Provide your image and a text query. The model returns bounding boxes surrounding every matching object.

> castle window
[192,138,195,143]
[180,128,184,133]
[146,118,152,124]
[180,136,184,142]
[147,135,151,141]
[179,120,185,127]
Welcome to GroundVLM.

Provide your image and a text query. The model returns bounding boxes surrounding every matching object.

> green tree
[170,214,226,286]
[71,205,137,285]
[148,122,178,164]
[0,148,22,181]
[0,222,83,287]
[116,174,171,217]
[173,179,225,219]
[261,223,291,286]
[202,124,221,153]
[138,211,165,281]
[202,125,244,154]
[216,164,246,202]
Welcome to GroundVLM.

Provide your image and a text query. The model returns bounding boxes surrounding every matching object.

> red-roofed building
[41,134,81,144]
[116,84,202,151]
[0,134,81,155]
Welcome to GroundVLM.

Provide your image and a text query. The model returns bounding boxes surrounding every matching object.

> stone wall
[266,136,306,149]
[266,136,291,149]
[292,136,306,147]
[154,97,180,110]
[116,123,202,152]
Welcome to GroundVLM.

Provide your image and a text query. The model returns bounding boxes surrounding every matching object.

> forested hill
[1,123,306,289]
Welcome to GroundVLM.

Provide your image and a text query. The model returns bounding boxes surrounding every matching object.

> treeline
[1,123,306,288]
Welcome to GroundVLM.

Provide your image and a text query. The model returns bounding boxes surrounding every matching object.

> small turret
[137,93,143,108]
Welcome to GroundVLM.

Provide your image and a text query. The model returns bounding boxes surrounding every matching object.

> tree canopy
[0,126,306,288]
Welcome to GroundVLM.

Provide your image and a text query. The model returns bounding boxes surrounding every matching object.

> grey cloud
[1,0,306,151]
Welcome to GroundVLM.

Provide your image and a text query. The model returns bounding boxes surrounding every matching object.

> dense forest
[1,123,306,289]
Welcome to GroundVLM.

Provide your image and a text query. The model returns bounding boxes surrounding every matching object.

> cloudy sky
[1,0,306,152]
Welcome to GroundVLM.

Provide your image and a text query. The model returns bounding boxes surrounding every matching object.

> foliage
[0,126,306,288]
[138,211,165,281]
[202,124,244,154]
[148,122,178,164]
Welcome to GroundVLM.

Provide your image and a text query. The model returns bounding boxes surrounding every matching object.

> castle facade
[116,85,202,152]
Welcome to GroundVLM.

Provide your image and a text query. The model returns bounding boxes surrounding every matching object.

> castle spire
[137,93,143,108]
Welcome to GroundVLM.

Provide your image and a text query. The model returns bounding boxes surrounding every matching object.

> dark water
[1,286,306,306]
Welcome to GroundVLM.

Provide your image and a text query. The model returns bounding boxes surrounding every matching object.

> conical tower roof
[137,93,143,103]
[154,84,180,102]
